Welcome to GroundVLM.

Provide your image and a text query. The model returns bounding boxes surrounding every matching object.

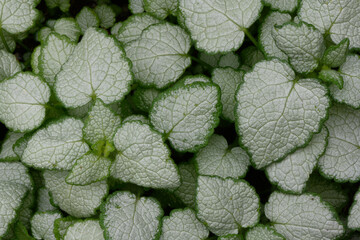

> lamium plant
[0,0,359,239]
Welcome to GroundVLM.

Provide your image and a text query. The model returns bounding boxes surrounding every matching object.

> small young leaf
[0,183,28,237]
[44,0,70,12]
[64,220,104,240]
[83,99,121,146]
[132,87,160,113]
[260,11,291,60]
[150,82,221,152]
[111,121,180,189]
[265,192,344,240]
[160,208,209,240]
[123,115,149,124]
[31,46,41,74]
[246,225,285,240]
[196,134,249,179]
[179,0,262,53]
[173,162,198,208]
[0,0,39,35]
[53,18,81,42]
[263,0,298,12]
[125,22,191,89]
[318,69,344,89]
[129,0,144,14]
[318,104,360,182]
[39,33,76,87]
[0,72,50,132]
[330,55,360,108]
[212,68,244,122]
[14,222,35,240]
[265,127,328,193]
[22,118,89,170]
[299,0,360,49]
[44,170,108,218]
[236,60,330,169]
[76,7,100,34]
[116,13,160,44]
[218,52,240,69]
[30,211,62,240]
[94,5,116,29]
[240,46,264,67]
[56,28,132,108]
[196,176,260,236]
[305,174,347,210]
[143,0,177,19]
[100,191,163,240]
[322,38,349,68]
[66,152,111,185]
[0,50,21,81]
[273,22,325,73]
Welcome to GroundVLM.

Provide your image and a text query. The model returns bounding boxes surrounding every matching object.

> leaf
[322,38,349,68]
[132,87,160,113]
[259,11,291,60]
[0,50,21,81]
[125,22,191,89]
[0,132,24,161]
[143,0,177,19]
[330,55,360,108]
[0,29,16,52]
[196,134,249,179]
[240,46,265,67]
[63,220,104,240]
[348,188,360,230]
[150,82,221,152]
[265,127,328,193]
[83,99,121,146]
[179,0,262,53]
[53,18,81,42]
[37,187,57,212]
[116,13,161,45]
[0,182,28,237]
[94,4,115,29]
[0,72,50,132]
[44,170,108,218]
[17,191,35,231]
[129,0,144,14]
[236,59,330,169]
[0,162,32,190]
[305,174,347,210]
[111,121,180,189]
[263,0,298,12]
[76,7,100,34]
[100,191,163,240]
[318,104,360,182]
[160,208,209,240]
[31,46,41,74]
[182,75,210,85]
[265,192,344,240]
[318,69,344,89]
[173,162,198,208]
[66,152,111,186]
[44,0,70,12]
[0,0,39,35]
[196,176,260,236]
[54,216,78,240]
[246,225,285,240]
[218,52,240,69]
[272,22,325,73]
[55,28,132,108]
[39,33,76,87]
[212,68,244,121]
[30,211,62,240]
[298,0,360,49]
[110,22,122,36]
[22,118,89,170]
[123,115,149,124]
[14,222,35,240]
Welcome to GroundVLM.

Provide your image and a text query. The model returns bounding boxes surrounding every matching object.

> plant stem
[0,27,11,52]
[189,55,213,70]
[243,28,260,49]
